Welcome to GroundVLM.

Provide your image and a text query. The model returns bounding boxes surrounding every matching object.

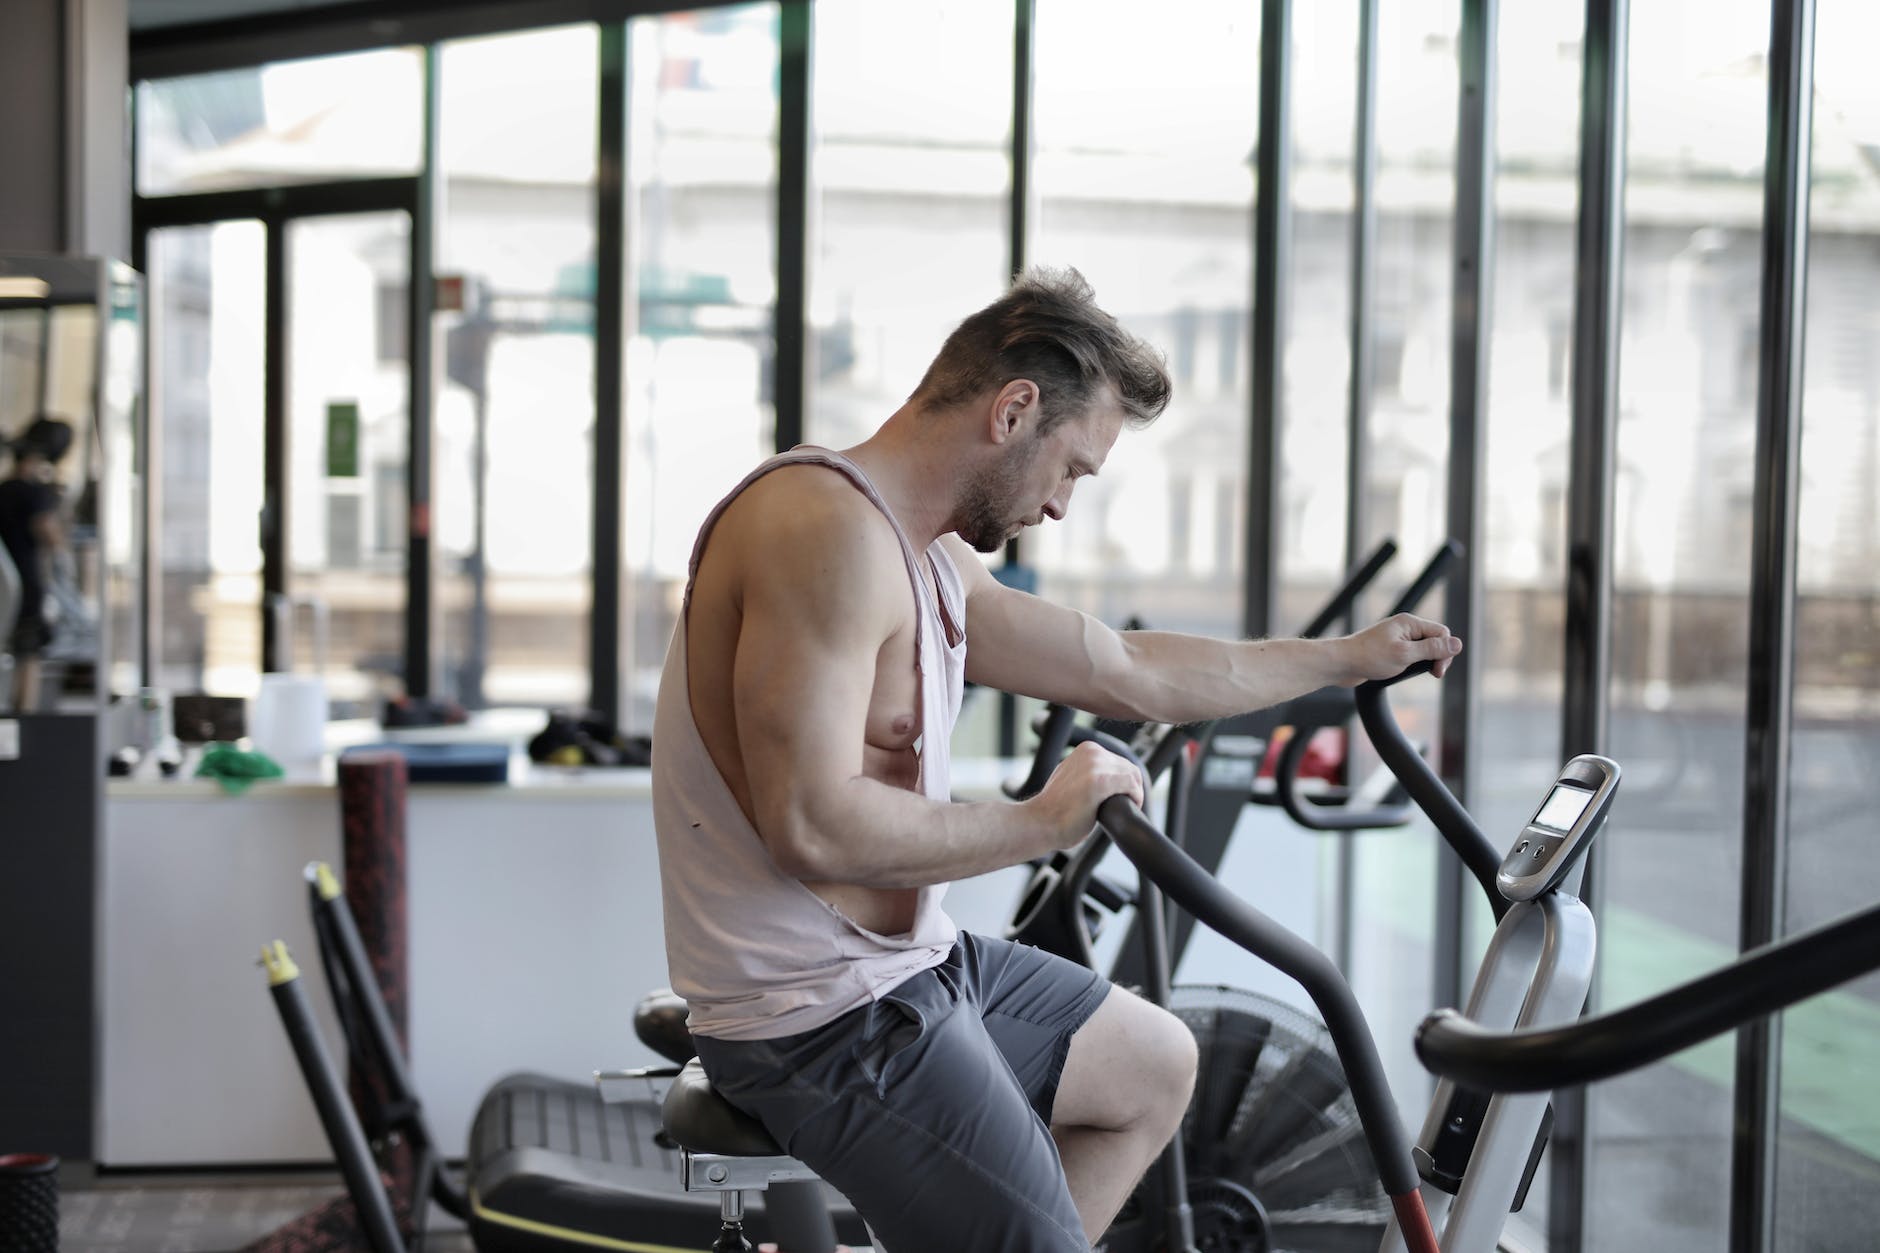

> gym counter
[99,744,1034,1169]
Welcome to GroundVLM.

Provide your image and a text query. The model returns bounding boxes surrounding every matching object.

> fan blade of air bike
[1185,1000,1274,1158]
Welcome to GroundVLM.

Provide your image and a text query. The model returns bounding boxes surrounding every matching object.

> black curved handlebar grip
[1299,537,1398,639]
[1095,795,1420,1200]
[1141,722,1200,784]
[1388,539,1464,616]
[1273,728,1413,831]
[1353,668,1506,917]
[1007,702,1080,800]
[1416,900,1880,1091]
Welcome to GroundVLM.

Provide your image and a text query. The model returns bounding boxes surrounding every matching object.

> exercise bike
[1089,656,1617,1252]
[1004,543,1460,1252]
[622,540,1464,1253]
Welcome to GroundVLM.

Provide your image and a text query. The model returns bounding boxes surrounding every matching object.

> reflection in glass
[621,5,778,730]
[806,0,1010,452]
[1030,0,1257,640]
[1776,0,1880,1244]
[285,212,411,714]
[436,25,599,710]
[149,222,267,699]
[1589,2,1769,1246]
[1279,0,1357,621]
[137,48,423,195]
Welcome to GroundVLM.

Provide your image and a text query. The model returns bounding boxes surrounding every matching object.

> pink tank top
[652,447,966,1040]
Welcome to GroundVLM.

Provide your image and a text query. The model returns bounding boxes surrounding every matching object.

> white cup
[249,674,328,767]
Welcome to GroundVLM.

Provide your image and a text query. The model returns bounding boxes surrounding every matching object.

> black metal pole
[131,235,159,691]
[999,0,1036,761]
[1246,0,1292,641]
[465,357,489,707]
[591,23,629,725]
[404,46,439,700]
[773,0,810,455]
[1336,0,1381,976]
[1435,0,1496,1016]
[1551,1,1629,1246]
[261,215,288,673]
[1008,0,1033,286]
[1732,2,1814,1249]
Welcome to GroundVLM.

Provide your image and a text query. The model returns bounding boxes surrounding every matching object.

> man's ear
[989,379,1039,444]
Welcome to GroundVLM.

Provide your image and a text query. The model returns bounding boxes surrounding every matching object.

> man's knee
[1055,988,1197,1133]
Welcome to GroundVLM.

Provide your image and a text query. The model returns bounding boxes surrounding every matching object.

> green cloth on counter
[195,743,285,794]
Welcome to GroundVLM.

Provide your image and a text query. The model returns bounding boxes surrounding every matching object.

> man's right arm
[728,486,1141,889]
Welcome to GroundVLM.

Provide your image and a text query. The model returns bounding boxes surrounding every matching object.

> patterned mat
[57,1179,471,1253]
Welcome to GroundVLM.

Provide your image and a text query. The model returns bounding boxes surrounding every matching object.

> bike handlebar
[1416,900,1880,1091]
[1095,794,1421,1200]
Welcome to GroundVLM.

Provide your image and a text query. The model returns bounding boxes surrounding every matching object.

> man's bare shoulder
[707,464,905,615]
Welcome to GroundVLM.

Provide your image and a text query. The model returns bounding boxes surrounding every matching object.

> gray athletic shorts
[690,931,1114,1253]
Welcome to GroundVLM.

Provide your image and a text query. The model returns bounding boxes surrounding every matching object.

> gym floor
[56,1167,474,1253]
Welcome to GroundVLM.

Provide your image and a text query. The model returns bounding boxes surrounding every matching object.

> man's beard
[954,439,1041,553]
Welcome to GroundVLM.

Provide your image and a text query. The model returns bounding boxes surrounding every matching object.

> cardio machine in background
[1002,538,1450,978]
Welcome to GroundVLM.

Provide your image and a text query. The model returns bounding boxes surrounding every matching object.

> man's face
[954,389,1127,553]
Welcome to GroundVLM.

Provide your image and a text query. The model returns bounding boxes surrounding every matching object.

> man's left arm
[945,535,1461,725]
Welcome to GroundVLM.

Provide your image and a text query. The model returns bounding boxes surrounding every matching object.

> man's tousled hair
[911,267,1171,432]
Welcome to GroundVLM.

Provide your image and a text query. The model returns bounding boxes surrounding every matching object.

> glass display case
[0,254,145,716]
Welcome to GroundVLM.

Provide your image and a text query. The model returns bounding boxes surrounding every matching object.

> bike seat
[634,988,696,1065]
[662,1059,785,1157]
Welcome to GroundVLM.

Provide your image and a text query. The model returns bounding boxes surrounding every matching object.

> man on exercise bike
[651,267,1461,1252]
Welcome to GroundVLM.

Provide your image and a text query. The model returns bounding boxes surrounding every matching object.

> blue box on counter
[342,742,511,784]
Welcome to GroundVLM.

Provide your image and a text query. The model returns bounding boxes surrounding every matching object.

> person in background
[0,416,75,712]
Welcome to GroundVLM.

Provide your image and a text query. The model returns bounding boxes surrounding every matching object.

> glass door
[285,211,411,715]
[145,203,412,715]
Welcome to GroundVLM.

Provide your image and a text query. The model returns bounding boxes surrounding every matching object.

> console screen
[1532,784,1594,834]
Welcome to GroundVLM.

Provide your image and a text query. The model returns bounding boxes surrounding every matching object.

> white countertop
[109,709,1031,802]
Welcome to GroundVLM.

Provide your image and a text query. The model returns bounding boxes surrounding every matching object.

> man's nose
[1043,483,1072,521]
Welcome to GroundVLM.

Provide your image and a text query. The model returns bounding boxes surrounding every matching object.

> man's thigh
[695,966,1093,1253]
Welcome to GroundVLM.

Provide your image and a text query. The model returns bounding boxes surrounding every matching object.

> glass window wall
[1589,2,1771,1246]
[805,0,1011,453]
[137,49,423,195]
[1028,0,1258,641]
[435,24,600,711]
[1775,1,1880,1245]
[620,5,779,730]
